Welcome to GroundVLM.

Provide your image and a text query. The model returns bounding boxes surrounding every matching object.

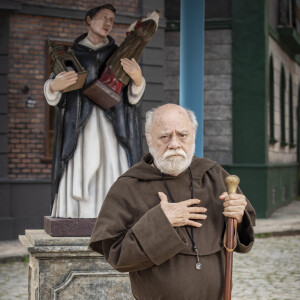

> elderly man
[89,104,256,300]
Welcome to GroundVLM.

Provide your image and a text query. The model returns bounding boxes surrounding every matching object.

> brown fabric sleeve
[132,205,188,265]
[98,204,187,273]
[235,210,255,253]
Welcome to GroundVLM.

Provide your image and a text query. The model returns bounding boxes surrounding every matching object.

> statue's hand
[121,58,143,86]
[50,71,78,93]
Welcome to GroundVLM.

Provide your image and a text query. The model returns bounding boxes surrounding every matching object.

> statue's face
[88,9,115,39]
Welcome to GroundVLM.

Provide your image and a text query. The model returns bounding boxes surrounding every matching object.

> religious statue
[43,4,159,226]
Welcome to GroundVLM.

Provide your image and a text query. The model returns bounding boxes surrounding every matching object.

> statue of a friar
[44,4,160,218]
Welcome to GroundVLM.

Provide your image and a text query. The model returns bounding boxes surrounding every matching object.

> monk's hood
[120,153,217,181]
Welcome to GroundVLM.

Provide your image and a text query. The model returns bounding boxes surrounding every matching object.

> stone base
[44,216,96,237]
[19,230,134,300]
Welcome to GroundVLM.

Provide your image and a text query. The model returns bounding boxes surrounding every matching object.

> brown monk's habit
[89,154,256,300]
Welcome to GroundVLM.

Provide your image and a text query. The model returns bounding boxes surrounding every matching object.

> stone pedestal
[19,230,134,300]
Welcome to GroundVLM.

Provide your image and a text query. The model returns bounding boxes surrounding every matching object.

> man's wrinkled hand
[50,71,78,93]
[159,192,207,228]
[219,192,247,223]
[120,58,143,86]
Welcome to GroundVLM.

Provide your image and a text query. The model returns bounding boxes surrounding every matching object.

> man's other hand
[120,58,143,86]
[219,192,247,223]
[50,71,78,93]
[159,192,207,228]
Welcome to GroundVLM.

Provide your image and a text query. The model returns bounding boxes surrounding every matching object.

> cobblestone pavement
[0,260,28,300]
[0,236,299,300]
[232,235,300,300]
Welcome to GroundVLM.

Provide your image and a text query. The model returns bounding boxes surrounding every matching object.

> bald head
[154,103,187,115]
[145,104,198,138]
[145,104,197,176]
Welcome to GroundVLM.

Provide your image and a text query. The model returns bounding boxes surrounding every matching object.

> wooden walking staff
[224,175,240,300]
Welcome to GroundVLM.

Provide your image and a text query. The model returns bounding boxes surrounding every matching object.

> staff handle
[224,175,240,300]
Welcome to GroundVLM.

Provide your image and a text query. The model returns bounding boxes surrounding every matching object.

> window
[278,0,298,31]
[269,56,277,144]
[280,65,287,146]
[289,75,295,147]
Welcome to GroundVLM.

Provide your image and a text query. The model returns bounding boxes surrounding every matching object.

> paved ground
[0,235,299,300]
[0,240,28,262]
[232,235,300,300]
[0,260,28,300]
[255,200,300,236]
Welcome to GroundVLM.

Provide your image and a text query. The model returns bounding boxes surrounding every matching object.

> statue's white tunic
[44,37,145,218]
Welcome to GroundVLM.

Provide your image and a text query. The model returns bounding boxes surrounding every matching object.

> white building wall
[268,36,298,164]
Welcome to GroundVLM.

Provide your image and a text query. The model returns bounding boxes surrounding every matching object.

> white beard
[149,143,195,176]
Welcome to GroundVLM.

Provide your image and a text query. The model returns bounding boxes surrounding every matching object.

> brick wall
[8,8,135,178]
[22,0,140,14]
[1,0,165,240]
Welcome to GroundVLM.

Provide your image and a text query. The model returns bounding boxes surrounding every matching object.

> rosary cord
[155,164,197,251]
[187,167,195,247]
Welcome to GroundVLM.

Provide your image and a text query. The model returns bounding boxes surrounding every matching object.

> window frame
[269,56,277,144]
[280,65,288,147]
[289,74,295,147]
